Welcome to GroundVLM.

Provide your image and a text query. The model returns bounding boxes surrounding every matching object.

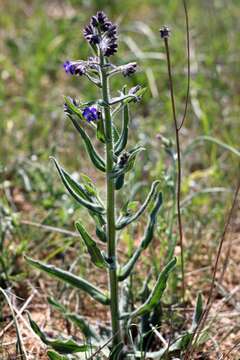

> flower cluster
[83,11,118,57]
[122,62,137,77]
[64,60,86,76]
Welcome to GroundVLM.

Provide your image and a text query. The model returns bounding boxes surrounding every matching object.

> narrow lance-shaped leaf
[191,292,203,331]
[25,256,110,305]
[167,293,204,353]
[64,96,86,121]
[51,157,105,215]
[109,342,124,360]
[96,117,105,143]
[114,93,129,156]
[75,221,108,269]
[115,174,125,190]
[68,115,106,172]
[27,312,89,354]
[116,180,160,230]
[47,297,99,340]
[126,257,177,319]
[118,192,163,281]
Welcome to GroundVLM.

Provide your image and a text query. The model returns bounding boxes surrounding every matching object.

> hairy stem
[100,54,122,347]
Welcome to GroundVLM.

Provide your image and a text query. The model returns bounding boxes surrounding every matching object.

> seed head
[159,26,171,39]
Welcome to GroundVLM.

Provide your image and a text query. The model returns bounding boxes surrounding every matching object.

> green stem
[100,54,122,347]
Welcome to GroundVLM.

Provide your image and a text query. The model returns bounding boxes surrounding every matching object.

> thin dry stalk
[160,0,190,301]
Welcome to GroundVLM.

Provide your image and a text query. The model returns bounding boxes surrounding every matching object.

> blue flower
[82,107,100,122]
[63,60,86,75]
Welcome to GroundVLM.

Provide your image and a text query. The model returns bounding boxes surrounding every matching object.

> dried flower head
[160,26,171,39]
[122,62,137,77]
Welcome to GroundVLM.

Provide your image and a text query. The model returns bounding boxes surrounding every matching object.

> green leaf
[25,256,110,305]
[75,221,108,269]
[64,96,85,121]
[168,332,193,352]
[127,258,177,318]
[118,192,163,281]
[51,157,105,215]
[96,118,105,143]
[115,174,125,190]
[27,313,89,354]
[95,224,107,243]
[191,292,203,331]
[116,180,160,230]
[47,350,70,360]
[48,297,99,340]
[114,102,129,156]
[68,115,106,172]
[109,342,124,360]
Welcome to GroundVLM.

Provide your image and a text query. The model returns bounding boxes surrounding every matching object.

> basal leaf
[28,313,89,354]
[25,256,110,305]
[48,297,99,340]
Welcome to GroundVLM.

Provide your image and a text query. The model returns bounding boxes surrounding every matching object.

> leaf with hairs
[114,102,129,156]
[68,115,105,172]
[25,256,110,305]
[27,313,89,354]
[47,297,99,340]
[128,258,177,318]
[51,157,105,215]
[75,221,108,269]
[118,192,163,281]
